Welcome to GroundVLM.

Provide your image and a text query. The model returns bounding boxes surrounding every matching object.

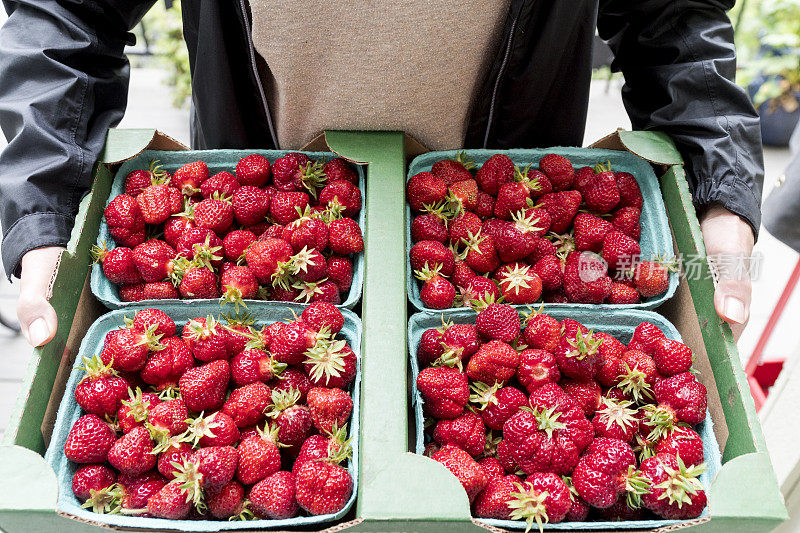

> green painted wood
[3,163,112,452]
[325,131,473,523]
[619,130,684,166]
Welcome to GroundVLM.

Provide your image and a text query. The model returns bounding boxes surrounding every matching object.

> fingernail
[724,297,746,324]
[28,318,50,347]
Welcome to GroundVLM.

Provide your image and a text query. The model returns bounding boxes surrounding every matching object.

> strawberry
[597,495,643,521]
[131,239,175,282]
[265,387,313,447]
[506,473,572,531]
[236,154,271,187]
[471,383,528,431]
[228,185,269,226]
[532,255,562,292]
[466,340,520,383]
[475,153,514,196]
[582,168,620,213]
[406,172,447,211]
[537,191,582,233]
[417,366,469,419]
[137,184,181,224]
[319,180,361,218]
[171,160,208,195]
[527,236,558,265]
[173,260,219,299]
[615,171,643,210]
[105,194,146,247]
[155,438,194,479]
[179,360,230,412]
[634,260,670,298]
[223,381,271,427]
[640,454,707,519]
[417,267,456,309]
[517,349,560,394]
[617,349,658,402]
[561,379,602,417]
[221,230,256,262]
[269,319,322,365]
[431,444,488,502]
[573,166,595,190]
[206,480,247,519]
[107,426,157,476]
[199,170,238,199]
[283,217,329,253]
[74,354,129,417]
[183,315,230,362]
[650,372,708,429]
[478,457,508,481]
[175,227,223,264]
[473,474,521,520]
[183,411,239,447]
[270,191,309,225]
[448,211,482,247]
[307,387,353,435]
[572,437,651,509]
[553,329,602,381]
[462,231,500,273]
[655,426,705,466]
[101,325,163,373]
[522,310,560,352]
[592,398,639,442]
[500,383,594,475]
[563,475,591,522]
[124,161,169,196]
[64,414,116,464]
[409,240,455,277]
[304,337,357,389]
[230,348,285,386]
[163,211,195,249]
[273,153,325,195]
[432,152,475,185]
[328,218,364,255]
[563,250,612,303]
[188,445,239,493]
[219,264,258,304]
[292,426,349,476]
[302,301,344,334]
[236,424,282,485]
[449,178,479,212]
[475,190,495,219]
[573,212,613,252]
[117,388,160,433]
[461,276,500,307]
[652,337,693,376]
[148,398,189,439]
[244,237,293,285]
[538,153,574,191]
[433,411,485,457]
[611,206,641,240]
[295,453,353,515]
[475,303,520,342]
[494,182,530,220]
[91,243,141,284]
[193,196,234,234]
[72,464,116,505]
[630,321,666,353]
[245,471,298,520]
[515,165,552,198]
[145,480,193,519]
[412,213,448,243]
[323,158,358,184]
[608,282,640,304]
[452,260,477,289]
[494,218,545,263]
[497,264,542,305]
[441,323,481,361]
[602,231,641,271]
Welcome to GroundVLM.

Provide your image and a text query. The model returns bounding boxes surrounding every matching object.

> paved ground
[0,63,795,442]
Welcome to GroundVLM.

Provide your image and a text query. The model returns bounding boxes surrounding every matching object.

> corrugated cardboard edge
[590,129,681,174]
[102,129,189,166]
[55,509,364,532]
[302,131,428,164]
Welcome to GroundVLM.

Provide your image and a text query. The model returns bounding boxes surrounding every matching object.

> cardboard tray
[44,303,361,530]
[408,308,722,530]
[405,148,678,313]
[90,148,366,310]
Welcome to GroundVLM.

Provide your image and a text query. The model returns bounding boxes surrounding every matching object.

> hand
[699,205,755,340]
[16,246,64,347]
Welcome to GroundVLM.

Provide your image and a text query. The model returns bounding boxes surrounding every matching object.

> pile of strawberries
[415,303,708,530]
[97,154,363,305]
[407,153,672,310]
[63,303,356,521]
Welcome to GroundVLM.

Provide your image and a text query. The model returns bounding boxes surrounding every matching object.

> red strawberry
[323,158,358,184]
[473,474,521,520]
[615,171,643,210]
[183,315,230,362]
[449,178,479,212]
[523,311,561,352]
[611,206,641,240]
[228,185,269,226]
[131,239,175,283]
[200,170,238,199]
[475,154,514,196]
[634,260,670,298]
[302,302,345,334]
[283,216,329,252]
[406,171,447,211]
[527,236,558,264]
[219,264,258,303]
[602,231,641,271]
[249,471,299,519]
[304,337,357,389]
[117,388,160,433]
[416,366,469,419]
[652,337,693,376]
[431,152,475,185]
[105,194,146,247]
[188,445,239,493]
[244,237,293,285]
[270,191,309,225]
[630,321,666,353]
[608,282,640,304]
[474,190,495,219]
[531,255,562,292]
[319,180,361,218]
[175,227,223,264]
[179,360,230,412]
[563,250,612,303]
[418,268,456,309]
[478,457,508,481]
[538,191,582,233]
[236,424,282,485]
[194,196,234,234]
[515,165,552,198]
[461,276,500,307]
[223,381,271,427]
[431,444,488,502]
[148,398,189,439]
[462,231,500,273]
[91,243,141,285]
[273,153,325,195]
[553,329,602,381]
[538,153,575,191]
[517,349,560,394]
[221,230,256,262]
[640,454,707,519]
[137,184,181,224]
[266,387,313,447]
[452,260,477,289]
[107,426,157,476]
[475,303,520,342]
[497,264,542,305]
[74,354,129,417]
[307,387,353,435]
[145,481,193,519]
[184,411,239,448]
[229,348,282,386]
[433,411,485,458]
[174,261,219,299]
[563,475,591,522]
[597,495,643,521]
[616,349,658,402]
[72,464,116,504]
[582,169,620,213]
[505,473,572,529]
[561,379,602,417]
[124,160,168,196]
[572,437,650,509]
[441,323,481,361]
[471,383,528,431]
[651,372,708,428]
[655,426,704,466]
[155,438,193,480]
[292,428,349,477]
[205,480,247,519]
[269,319,321,365]
[295,454,353,515]
[466,340,520,384]
[494,182,530,220]
[448,211,482,247]
[163,212,195,249]
[412,213,448,243]
[573,212,613,252]
[410,240,455,277]
[100,326,163,373]
[236,154,271,187]
[64,414,116,464]
[592,398,640,442]
[328,218,364,255]
[171,160,208,195]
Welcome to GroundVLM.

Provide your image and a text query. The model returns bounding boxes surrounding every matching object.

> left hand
[699,205,755,340]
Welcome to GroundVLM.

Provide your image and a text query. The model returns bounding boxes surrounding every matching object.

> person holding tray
[0,0,759,346]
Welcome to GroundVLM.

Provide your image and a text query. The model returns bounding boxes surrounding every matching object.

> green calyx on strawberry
[466,290,501,313]
[298,160,326,199]
[302,334,347,384]
[265,387,302,419]
[510,208,545,236]
[414,262,447,282]
[78,353,119,380]
[219,285,249,313]
[563,329,600,361]
[191,235,223,270]
[507,482,551,533]
[595,397,638,433]
[648,455,706,509]
[176,411,221,448]
[549,231,576,260]
[617,362,654,402]
[469,380,502,410]
[640,403,679,442]
[291,278,328,303]
[120,387,153,424]
[621,464,653,509]
[80,485,123,514]
[513,164,543,193]
[521,405,568,439]
[170,458,205,507]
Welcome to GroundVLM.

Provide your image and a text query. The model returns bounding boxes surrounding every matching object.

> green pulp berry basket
[408,308,721,530]
[406,148,678,313]
[91,149,365,310]
[45,304,361,531]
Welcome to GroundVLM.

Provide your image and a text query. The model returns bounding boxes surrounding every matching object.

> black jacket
[0,0,763,278]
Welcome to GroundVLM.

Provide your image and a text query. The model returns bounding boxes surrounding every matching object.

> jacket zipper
[483,11,521,148]
[237,0,279,148]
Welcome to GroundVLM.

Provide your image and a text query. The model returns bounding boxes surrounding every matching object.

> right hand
[16,246,64,347]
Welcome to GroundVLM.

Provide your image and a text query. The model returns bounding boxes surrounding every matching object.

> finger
[17,247,62,347]
[712,276,752,341]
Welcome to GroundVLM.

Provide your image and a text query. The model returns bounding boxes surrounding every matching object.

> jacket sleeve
[597,0,763,239]
[0,0,153,278]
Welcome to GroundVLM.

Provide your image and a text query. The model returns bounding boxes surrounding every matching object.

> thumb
[710,259,753,341]
[16,246,63,347]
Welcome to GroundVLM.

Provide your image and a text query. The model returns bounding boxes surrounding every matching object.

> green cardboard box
[0,130,788,532]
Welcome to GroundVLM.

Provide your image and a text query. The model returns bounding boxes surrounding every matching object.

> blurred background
[0,1,798,520]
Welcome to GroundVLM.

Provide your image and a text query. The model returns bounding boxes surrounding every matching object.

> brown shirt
[250,1,511,150]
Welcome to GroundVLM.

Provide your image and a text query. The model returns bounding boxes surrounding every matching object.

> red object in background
[746,257,800,410]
